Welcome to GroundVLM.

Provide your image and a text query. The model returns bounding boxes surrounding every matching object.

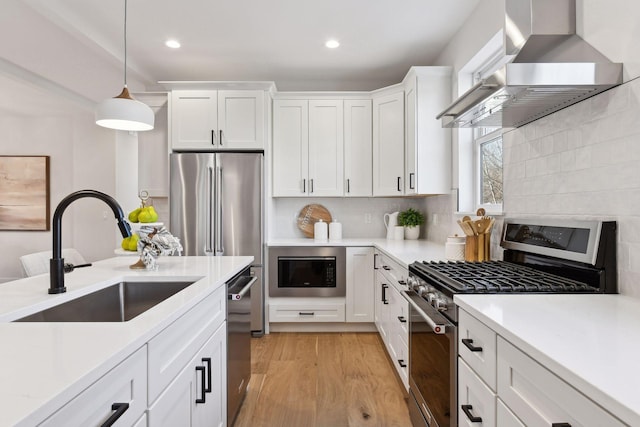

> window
[477,132,503,206]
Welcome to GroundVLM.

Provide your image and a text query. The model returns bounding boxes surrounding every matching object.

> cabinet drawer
[459,309,497,391]
[148,285,225,404]
[375,251,407,291]
[497,398,525,427]
[458,359,496,427]
[497,337,625,427]
[269,302,345,322]
[40,346,147,427]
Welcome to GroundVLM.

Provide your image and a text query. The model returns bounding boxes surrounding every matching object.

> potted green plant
[398,208,425,240]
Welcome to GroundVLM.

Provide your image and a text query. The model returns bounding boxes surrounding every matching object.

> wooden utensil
[297,204,332,238]
[457,219,475,236]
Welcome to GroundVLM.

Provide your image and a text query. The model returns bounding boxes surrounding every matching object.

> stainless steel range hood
[437,0,623,128]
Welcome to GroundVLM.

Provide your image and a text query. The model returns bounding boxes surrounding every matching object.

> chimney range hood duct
[436,0,622,128]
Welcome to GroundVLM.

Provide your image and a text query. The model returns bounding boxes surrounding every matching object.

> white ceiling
[22,0,480,92]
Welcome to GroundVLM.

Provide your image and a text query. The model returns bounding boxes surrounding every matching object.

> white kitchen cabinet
[345,247,374,322]
[170,90,264,150]
[269,297,346,322]
[372,90,404,196]
[344,100,372,196]
[373,249,409,390]
[272,99,343,197]
[458,359,496,427]
[148,322,226,427]
[40,346,147,427]
[458,308,497,391]
[403,67,452,195]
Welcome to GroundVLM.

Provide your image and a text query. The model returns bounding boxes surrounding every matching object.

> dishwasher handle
[228,276,258,300]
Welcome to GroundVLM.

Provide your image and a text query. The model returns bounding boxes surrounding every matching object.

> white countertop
[455,294,640,426]
[267,238,446,268]
[0,255,253,427]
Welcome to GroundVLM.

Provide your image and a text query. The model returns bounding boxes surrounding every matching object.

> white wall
[423,0,640,297]
[0,79,119,282]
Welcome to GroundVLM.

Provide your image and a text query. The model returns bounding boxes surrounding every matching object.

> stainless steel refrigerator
[169,151,264,335]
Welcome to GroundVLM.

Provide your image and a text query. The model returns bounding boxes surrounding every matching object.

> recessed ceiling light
[325,39,340,49]
[165,39,181,49]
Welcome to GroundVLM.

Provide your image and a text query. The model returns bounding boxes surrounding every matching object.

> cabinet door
[458,359,496,427]
[373,91,404,196]
[345,247,374,322]
[308,100,344,196]
[272,100,308,196]
[404,80,417,195]
[374,270,389,341]
[344,100,372,196]
[218,90,264,149]
[149,323,227,427]
[171,90,218,150]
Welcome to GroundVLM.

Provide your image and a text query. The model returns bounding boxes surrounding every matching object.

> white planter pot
[404,225,420,240]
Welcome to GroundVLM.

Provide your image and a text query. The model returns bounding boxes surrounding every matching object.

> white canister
[445,235,465,261]
[393,225,405,240]
[329,219,342,240]
[314,219,328,241]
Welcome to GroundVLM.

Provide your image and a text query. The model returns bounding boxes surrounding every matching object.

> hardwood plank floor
[232,332,412,427]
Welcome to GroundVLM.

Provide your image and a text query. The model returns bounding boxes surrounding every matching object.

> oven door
[406,290,456,427]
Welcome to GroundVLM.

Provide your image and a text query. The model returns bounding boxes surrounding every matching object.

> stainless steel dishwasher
[227,268,257,425]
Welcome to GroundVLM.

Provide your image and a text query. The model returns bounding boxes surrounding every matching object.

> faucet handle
[63,263,93,273]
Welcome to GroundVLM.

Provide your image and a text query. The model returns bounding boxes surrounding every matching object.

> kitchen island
[0,255,252,427]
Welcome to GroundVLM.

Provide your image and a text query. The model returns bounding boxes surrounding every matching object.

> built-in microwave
[268,246,346,297]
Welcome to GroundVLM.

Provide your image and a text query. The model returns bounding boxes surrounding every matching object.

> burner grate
[412,260,597,294]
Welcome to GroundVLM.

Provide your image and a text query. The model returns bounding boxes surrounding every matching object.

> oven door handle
[405,290,453,335]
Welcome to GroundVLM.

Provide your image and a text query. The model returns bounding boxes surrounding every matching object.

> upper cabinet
[272,99,344,197]
[170,90,265,150]
[404,67,452,195]
[344,100,372,197]
[372,90,405,196]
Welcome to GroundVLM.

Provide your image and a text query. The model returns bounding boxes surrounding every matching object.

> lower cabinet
[345,247,374,322]
[374,249,409,390]
[269,298,346,322]
[148,322,226,427]
[40,346,148,427]
[458,308,626,427]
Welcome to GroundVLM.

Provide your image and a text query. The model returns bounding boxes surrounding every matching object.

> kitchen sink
[15,280,195,322]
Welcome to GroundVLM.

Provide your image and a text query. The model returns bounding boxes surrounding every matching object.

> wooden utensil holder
[465,233,491,262]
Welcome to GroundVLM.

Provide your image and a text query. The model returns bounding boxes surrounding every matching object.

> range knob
[426,292,437,303]
[434,297,448,311]
[407,276,418,289]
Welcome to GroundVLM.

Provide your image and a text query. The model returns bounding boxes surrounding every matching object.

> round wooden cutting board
[297,204,332,238]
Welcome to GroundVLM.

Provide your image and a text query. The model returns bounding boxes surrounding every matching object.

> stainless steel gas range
[405,218,617,427]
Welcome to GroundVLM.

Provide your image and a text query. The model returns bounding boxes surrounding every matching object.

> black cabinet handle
[302,179,306,193]
[374,253,379,269]
[397,316,407,323]
[101,402,129,427]
[409,172,415,190]
[461,404,482,423]
[211,130,215,145]
[398,359,407,368]
[195,366,206,404]
[398,280,406,286]
[462,338,483,352]
[202,357,212,393]
[382,284,389,304]
[310,179,314,193]
[382,265,391,271]
[552,424,572,427]
[219,129,223,145]
[397,176,401,192]
[347,178,350,193]
[299,312,315,316]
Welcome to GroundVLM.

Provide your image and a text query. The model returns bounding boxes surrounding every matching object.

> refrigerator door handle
[215,165,224,255]
[205,166,214,254]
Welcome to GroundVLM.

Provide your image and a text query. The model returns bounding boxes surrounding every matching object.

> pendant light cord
[123,0,128,88]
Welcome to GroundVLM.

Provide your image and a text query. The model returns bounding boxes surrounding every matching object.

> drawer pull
[299,312,315,316]
[195,366,206,404]
[397,359,407,368]
[552,424,572,427]
[382,284,389,304]
[398,280,406,286]
[462,338,483,352]
[461,404,482,423]
[397,316,407,323]
[382,265,391,271]
[202,357,212,393]
[101,402,129,427]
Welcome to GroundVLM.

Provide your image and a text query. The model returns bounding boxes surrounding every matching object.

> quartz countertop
[0,255,253,427]
[455,293,640,426]
[267,238,446,268]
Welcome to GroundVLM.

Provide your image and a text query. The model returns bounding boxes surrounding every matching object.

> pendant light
[95,0,154,131]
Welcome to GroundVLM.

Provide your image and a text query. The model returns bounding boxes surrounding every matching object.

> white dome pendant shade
[95,0,154,132]
[95,86,154,131]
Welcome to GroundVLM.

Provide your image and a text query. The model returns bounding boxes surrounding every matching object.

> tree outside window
[480,137,503,205]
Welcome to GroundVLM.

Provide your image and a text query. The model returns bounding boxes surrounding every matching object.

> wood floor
[232,332,412,427]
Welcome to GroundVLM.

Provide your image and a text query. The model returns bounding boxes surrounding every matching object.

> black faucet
[49,190,132,294]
